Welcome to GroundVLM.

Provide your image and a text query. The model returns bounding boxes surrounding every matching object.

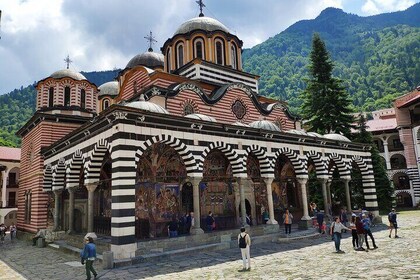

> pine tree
[300,33,354,136]
[353,114,394,211]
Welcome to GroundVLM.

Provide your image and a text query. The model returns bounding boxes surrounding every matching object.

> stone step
[49,240,104,263]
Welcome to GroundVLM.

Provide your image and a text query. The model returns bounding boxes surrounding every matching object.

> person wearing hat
[237,227,251,272]
[388,208,399,238]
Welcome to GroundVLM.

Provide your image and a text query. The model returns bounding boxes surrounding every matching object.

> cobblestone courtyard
[1,210,419,280]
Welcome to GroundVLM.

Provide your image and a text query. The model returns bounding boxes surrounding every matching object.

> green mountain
[0,70,119,147]
[242,3,420,113]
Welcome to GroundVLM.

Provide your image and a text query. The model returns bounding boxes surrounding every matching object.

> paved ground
[1,210,420,280]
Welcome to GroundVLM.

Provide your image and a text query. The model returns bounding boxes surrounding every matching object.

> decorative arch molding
[66,150,85,189]
[305,150,327,177]
[274,147,305,177]
[389,169,409,179]
[389,151,406,158]
[43,164,53,192]
[395,190,413,196]
[244,145,272,177]
[327,153,350,178]
[85,139,111,185]
[52,158,66,191]
[199,141,243,176]
[134,134,197,174]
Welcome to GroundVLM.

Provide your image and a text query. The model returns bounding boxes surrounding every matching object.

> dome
[185,113,217,122]
[174,16,230,36]
[323,133,351,142]
[287,129,308,136]
[249,120,280,132]
[98,81,119,96]
[49,69,86,80]
[126,50,164,69]
[125,100,169,114]
[307,132,323,138]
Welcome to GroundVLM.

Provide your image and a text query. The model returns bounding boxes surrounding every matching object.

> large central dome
[174,16,230,36]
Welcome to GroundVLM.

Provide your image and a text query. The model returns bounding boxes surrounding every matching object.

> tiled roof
[366,118,397,132]
[0,147,21,161]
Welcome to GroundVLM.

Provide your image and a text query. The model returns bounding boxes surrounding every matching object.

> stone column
[53,190,62,231]
[343,178,352,212]
[326,180,332,205]
[1,170,7,207]
[298,178,311,220]
[67,187,76,234]
[86,184,97,233]
[238,178,247,226]
[383,139,391,170]
[264,177,278,224]
[190,177,204,235]
[320,178,329,215]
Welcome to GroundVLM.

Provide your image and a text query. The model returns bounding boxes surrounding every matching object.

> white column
[190,177,204,235]
[343,178,352,212]
[264,177,278,224]
[238,178,247,226]
[383,139,391,170]
[320,179,329,214]
[298,178,311,220]
[86,184,97,233]
[67,187,75,234]
[1,170,7,207]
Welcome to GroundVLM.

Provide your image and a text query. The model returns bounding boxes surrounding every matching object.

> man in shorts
[388,208,399,238]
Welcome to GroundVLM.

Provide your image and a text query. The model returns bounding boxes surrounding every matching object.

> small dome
[287,129,308,136]
[307,132,323,138]
[98,81,119,96]
[249,120,280,132]
[126,50,164,69]
[50,69,86,80]
[185,113,217,122]
[125,100,169,114]
[174,16,230,36]
[323,133,351,142]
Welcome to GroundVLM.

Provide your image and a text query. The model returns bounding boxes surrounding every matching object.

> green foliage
[243,4,420,114]
[300,34,354,136]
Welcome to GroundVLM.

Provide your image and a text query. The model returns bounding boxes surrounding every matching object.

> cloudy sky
[0,0,418,95]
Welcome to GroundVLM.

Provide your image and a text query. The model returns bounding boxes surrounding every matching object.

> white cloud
[361,0,415,15]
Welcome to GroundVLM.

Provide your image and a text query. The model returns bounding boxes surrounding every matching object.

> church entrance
[246,152,267,225]
[93,152,112,235]
[181,182,194,213]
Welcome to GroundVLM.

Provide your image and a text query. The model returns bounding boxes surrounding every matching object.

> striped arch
[43,164,53,192]
[327,153,350,178]
[134,134,197,174]
[199,141,243,176]
[305,150,327,177]
[66,150,84,189]
[274,147,306,177]
[52,158,66,191]
[351,155,378,211]
[85,139,111,185]
[243,145,273,177]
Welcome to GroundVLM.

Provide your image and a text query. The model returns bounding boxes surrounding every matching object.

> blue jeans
[333,232,342,251]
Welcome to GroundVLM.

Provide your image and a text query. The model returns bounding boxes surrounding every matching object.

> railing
[93,216,111,235]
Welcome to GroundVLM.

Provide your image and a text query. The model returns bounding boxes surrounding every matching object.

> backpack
[239,233,247,248]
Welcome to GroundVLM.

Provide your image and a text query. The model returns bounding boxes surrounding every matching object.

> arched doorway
[350,161,364,211]
[307,159,323,214]
[396,192,413,207]
[202,149,236,230]
[246,152,267,225]
[393,173,410,190]
[93,151,112,235]
[135,142,187,239]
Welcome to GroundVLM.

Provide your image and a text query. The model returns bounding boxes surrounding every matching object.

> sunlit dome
[185,113,217,122]
[307,132,323,138]
[323,133,351,142]
[98,81,119,96]
[249,120,280,132]
[125,100,169,114]
[174,16,230,36]
[126,50,164,69]
[49,69,86,80]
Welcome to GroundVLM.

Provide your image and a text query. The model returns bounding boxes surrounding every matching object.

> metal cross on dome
[64,55,72,69]
[144,31,157,52]
[196,0,205,17]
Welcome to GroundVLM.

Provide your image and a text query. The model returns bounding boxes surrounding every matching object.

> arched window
[194,38,205,60]
[176,43,184,69]
[48,87,54,107]
[215,39,225,65]
[80,89,86,109]
[166,49,171,72]
[64,86,71,106]
[103,99,110,110]
[231,44,237,69]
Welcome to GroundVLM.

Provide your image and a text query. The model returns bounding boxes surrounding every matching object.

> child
[320,221,326,234]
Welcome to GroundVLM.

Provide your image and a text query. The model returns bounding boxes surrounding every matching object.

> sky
[0,0,419,95]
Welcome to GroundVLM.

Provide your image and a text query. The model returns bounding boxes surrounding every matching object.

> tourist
[283,208,293,236]
[168,216,179,237]
[316,210,324,233]
[262,208,269,224]
[32,228,46,246]
[388,208,399,238]
[330,216,350,253]
[355,216,366,251]
[0,223,6,244]
[206,211,215,232]
[362,213,378,250]
[340,208,348,230]
[349,214,358,249]
[81,237,97,280]
[186,212,192,234]
[9,223,17,242]
[237,227,251,272]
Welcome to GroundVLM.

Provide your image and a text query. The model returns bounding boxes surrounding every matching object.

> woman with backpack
[237,227,251,272]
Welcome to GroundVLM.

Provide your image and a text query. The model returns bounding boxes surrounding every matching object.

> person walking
[388,208,399,238]
[330,216,350,253]
[9,223,17,242]
[362,214,378,250]
[316,210,324,233]
[283,208,293,236]
[81,237,97,280]
[0,224,6,244]
[355,216,366,251]
[206,211,215,232]
[349,214,358,250]
[237,227,251,272]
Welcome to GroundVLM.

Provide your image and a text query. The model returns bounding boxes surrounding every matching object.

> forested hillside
[242,3,420,113]
[0,70,119,147]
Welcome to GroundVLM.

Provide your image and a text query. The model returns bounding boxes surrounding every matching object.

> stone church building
[16,8,378,260]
